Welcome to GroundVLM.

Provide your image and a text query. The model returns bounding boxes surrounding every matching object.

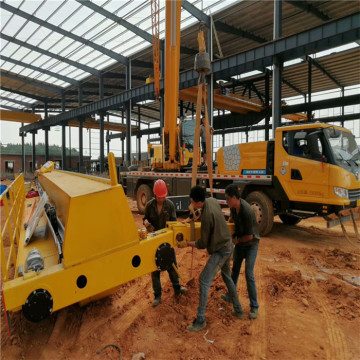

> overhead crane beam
[0,110,41,123]
[0,110,138,133]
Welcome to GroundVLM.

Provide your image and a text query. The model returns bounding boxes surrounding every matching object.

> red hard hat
[153,179,167,198]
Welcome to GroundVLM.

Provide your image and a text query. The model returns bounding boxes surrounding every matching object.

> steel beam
[1,34,99,76]
[0,104,22,111]
[0,96,34,108]
[182,0,266,43]
[215,21,267,44]
[306,55,342,88]
[1,2,129,65]
[1,72,63,95]
[282,94,360,114]
[181,0,210,27]
[20,13,360,133]
[77,0,196,56]
[285,1,330,21]
[1,55,79,86]
[102,72,146,82]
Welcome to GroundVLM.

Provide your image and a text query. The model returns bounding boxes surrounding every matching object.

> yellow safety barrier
[0,174,25,282]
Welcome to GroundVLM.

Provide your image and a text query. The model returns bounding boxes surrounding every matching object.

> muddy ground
[1,196,359,360]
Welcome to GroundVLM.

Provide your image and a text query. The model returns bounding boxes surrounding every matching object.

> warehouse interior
[0,0,359,173]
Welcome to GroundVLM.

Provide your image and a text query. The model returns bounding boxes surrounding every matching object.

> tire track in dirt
[303,264,350,360]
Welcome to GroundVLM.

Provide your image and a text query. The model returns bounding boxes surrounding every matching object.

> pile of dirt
[264,267,310,303]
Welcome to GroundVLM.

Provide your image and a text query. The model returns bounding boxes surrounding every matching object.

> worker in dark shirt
[143,179,187,307]
[186,186,243,332]
[221,184,260,319]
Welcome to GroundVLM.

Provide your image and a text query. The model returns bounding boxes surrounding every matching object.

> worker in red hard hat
[143,179,187,307]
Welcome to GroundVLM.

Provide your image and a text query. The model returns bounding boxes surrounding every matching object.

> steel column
[100,113,105,173]
[32,132,36,172]
[107,114,110,155]
[44,102,49,162]
[307,61,312,121]
[126,61,132,164]
[21,125,25,173]
[137,106,141,161]
[79,118,84,173]
[265,73,270,140]
[272,0,283,137]
[61,94,66,170]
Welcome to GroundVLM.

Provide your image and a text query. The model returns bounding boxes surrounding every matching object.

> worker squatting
[143,179,260,332]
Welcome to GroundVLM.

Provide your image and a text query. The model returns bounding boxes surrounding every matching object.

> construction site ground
[1,195,359,360]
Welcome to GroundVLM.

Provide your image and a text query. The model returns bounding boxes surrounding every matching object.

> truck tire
[279,214,302,226]
[245,191,274,236]
[136,184,153,214]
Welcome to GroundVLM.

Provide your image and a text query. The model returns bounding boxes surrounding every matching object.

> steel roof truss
[1,2,129,65]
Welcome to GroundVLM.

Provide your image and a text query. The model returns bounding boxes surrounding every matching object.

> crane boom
[164,0,181,169]
[150,0,160,101]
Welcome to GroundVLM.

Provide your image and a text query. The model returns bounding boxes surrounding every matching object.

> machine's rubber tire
[279,214,302,226]
[245,191,274,236]
[136,184,153,214]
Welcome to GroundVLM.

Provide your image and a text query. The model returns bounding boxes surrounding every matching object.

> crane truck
[121,122,360,236]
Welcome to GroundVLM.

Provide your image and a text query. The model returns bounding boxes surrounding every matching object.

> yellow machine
[1,153,210,323]
[217,123,360,235]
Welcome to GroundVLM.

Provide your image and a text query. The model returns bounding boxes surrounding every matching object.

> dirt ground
[1,196,360,360]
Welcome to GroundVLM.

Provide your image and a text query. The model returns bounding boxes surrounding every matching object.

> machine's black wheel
[136,184,153,214]
[245,191,274,236]
[22,289,53,323]
[155,243,176,271]
[279,214,302,226]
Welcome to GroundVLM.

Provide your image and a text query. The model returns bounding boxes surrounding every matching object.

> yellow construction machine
[217,123,360,236]
[1,153,221,323]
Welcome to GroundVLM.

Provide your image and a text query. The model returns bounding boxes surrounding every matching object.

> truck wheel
[245,191,274,236]
[136,184,153,214]
[279,214,302,226]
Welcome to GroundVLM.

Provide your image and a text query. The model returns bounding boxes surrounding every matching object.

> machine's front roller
[22,289,53,322]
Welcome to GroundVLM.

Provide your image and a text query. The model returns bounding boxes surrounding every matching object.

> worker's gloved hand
[177,240,188,248]
[144,219,155,233]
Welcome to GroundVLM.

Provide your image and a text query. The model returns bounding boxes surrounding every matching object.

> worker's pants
[232,243,259,308]
[151,258,181,299]
[197,244,243,323]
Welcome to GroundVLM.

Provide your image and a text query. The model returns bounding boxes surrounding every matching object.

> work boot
[220,293,231,303]
[174,286,187,296]
[249,307,258,319]
[152,297,161,308]
[187,318,206,332]
[232,309,244,319]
